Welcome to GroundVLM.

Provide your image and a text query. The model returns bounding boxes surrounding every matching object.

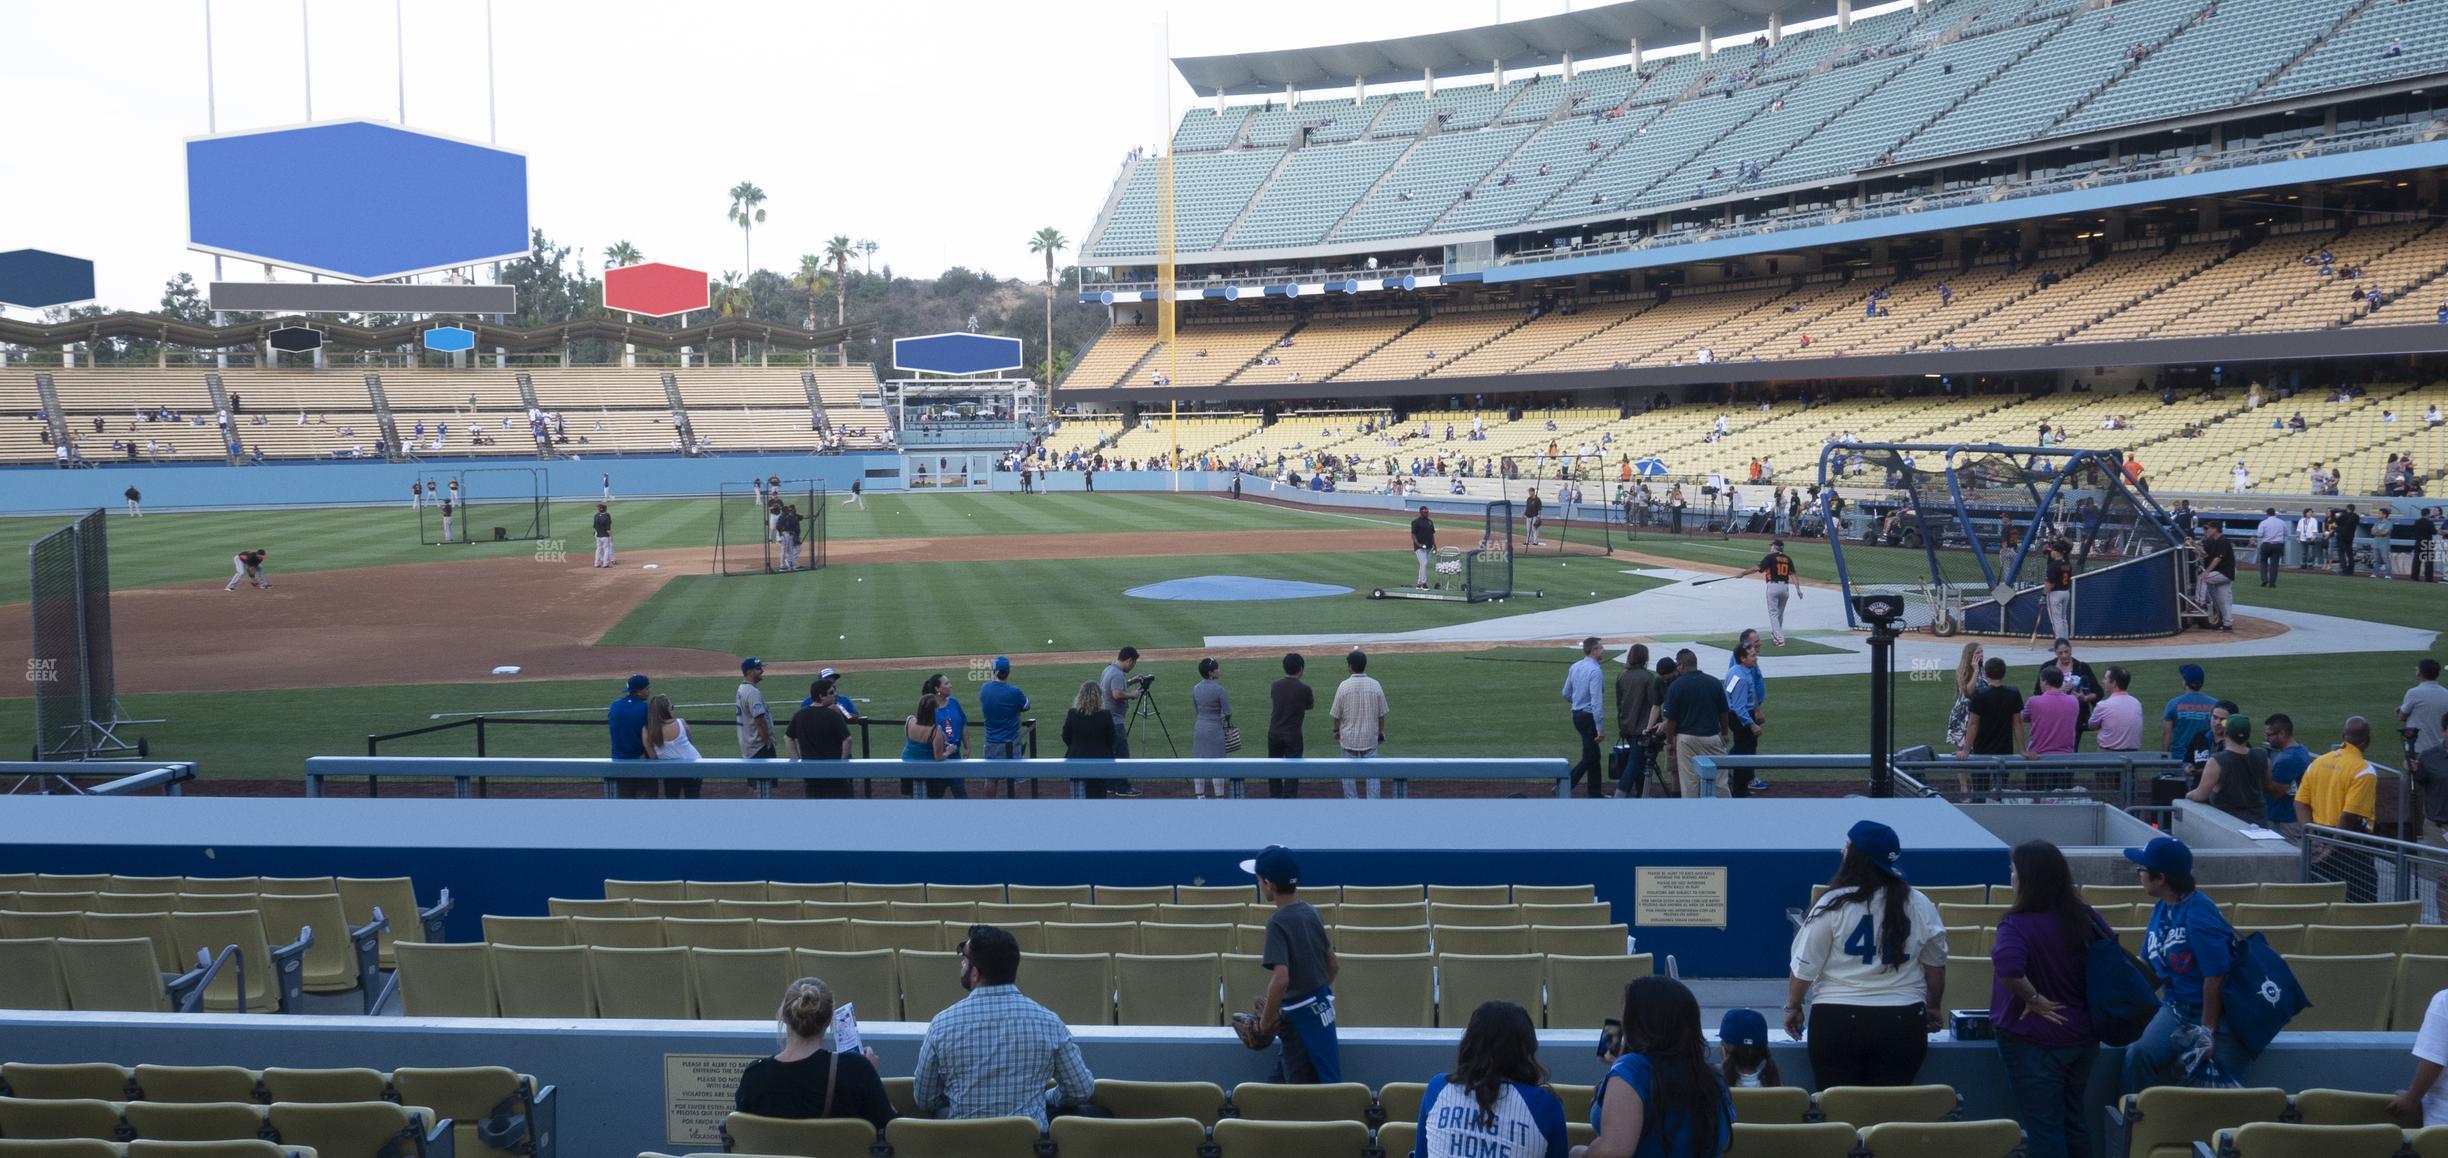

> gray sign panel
[210,281,516,315]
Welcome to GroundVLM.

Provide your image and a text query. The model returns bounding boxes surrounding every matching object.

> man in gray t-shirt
[1101,648,1143,777]
[1242,845,1340,1084]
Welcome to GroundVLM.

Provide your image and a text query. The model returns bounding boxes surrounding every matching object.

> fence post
[475,717,487,759]
[366,734,378,757]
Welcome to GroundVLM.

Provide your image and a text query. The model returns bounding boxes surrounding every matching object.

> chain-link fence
[25,509,117,760]
[2303,824,2448,918]
[717,481,827,576]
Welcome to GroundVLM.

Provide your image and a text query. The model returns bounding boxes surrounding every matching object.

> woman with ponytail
[1785,819,1949,1087]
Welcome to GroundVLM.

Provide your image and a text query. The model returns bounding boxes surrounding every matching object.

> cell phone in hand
[1596,1018,1622,1057]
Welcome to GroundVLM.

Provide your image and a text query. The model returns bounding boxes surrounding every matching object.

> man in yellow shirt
[2296,716,2378,902]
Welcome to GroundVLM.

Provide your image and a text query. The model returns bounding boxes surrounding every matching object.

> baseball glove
[1231,1010,1277,1051]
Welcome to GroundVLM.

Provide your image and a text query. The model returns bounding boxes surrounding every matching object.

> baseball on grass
[839,634,847,640]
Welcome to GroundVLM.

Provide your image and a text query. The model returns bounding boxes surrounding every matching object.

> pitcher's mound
[1125,575,1353,601]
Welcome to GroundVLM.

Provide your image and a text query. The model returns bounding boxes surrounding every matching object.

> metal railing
[1686,752,2175,806]
[302,755,1574,800]
[2301,824,2448,916]
[1,760,196,796]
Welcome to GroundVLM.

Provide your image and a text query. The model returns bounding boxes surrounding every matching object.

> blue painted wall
[0,454,903,515]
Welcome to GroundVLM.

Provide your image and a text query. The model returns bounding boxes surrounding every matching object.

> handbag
[2219,931,2310,1054]
[2084,921,2159,1048]
[1222,722,1244,754]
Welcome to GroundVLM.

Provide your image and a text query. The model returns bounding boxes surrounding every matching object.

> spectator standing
[1947,643,1990,774]
[2402,660,2448,758]
[902,683,953,796]
[1266,653,1313,799]
[931,673,970,799]
[1965,658,2025,792]
[2414,509,2440,584]
[1723,644,1764,796]
[2089,667,2143,755]
[1992,840,2109,1158]
[1787,821,1947,1086]
[592,503,615,568]
[2297,509,2327,570]
[733,977,895,1128]
[1331,649,1389,799]
[1586,977,1733,1158]
[1563,637,1609,798]
[1660,649,1730,798]
[1241,845,1342,1082]
[2161,665,2216,763]
[2252,508,2287,586]
[2196,523,2236,631]
[1191,657,1233,799]
[978,657,1030,761]
[2262,714,2312,838]
[912,926,1096,1123]
[736,658,775,760]
[643,692,705,799]
[1413,1001,1569,1156]
[2122,837,2254,1091]
[2389,984,2448,1126]
[2023,668,2080,787]
[785,677,854,799]
[1613,644,1661,799]
[2299,717,2381,902]
[1059,681,1119,798]
[2038,640,2101,739]
[2190,716,2272,825]
[608,675,654,800]
[2336,504,2363,575]
[1100,648,1143,796]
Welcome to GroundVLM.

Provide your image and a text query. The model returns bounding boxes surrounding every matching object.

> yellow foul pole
[1159,14,1179,489]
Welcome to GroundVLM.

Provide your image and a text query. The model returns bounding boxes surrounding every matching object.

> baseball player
[592,503,615,568]
[1410,505,1435,589]
[601,472,612,503]
[1736,539,1805,646]
[227,548,269,591]
[1523,488,1545,547]
[843,478,865,510]
[411,481,423,511]
[123,486,141,517]
[778,504,802,571]
[439,492,455,544]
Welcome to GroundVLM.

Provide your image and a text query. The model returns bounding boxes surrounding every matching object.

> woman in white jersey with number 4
[1785,820,1948,1087]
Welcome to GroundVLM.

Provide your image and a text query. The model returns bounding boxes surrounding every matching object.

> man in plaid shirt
[913,925,1096,1124]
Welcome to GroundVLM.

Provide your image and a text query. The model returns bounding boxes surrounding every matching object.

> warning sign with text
[664,1053,758,1147]
[1635,866,1728,928]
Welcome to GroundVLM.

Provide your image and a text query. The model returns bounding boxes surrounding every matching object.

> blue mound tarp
[1125,575,1354,602]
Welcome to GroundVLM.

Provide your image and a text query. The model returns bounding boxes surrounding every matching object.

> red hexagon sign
[603,262,710,318]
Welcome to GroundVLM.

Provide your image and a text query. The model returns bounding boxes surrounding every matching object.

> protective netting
[1469,500,1516,603]
[27,523,85,758]
[718,482,826,576]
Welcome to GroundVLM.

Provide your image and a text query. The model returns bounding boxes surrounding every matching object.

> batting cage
[26,509,140,760]
[1370,499,1522,604]
[1500,455,1616,557]
[716,480,829,576]
[1823,444,2183,640]
[418,467,549,546]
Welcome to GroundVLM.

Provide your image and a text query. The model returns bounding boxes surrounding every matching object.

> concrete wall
[0,454,903,516]
[0,1010,2414,1157]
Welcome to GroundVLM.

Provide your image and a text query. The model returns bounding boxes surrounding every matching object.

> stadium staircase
[1319,136,1429,243]
[362,373,404,461]
[1427,312,1541,376]
[2245,0,2384,99]
[798,370,827,429]
[1522,105,1672,222]
[1218,321,1309,386]
[513,372,552,458]
[32,371,68,450]
[1911,251,2097,351]
[660,372,696,452]
[2056,242,2235,343]
[1518,298,1665,372]
[2237,222,2442,333]
[1884,14,2073,163]
[2037,3,2219,140]
[201,372,240,464]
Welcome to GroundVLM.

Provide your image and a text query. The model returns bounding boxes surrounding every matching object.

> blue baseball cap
[1239,846,1300,888]
[625,674,650,692]
[1718,1008,1768,1047]
[992,656,1011,676]
[1847,819,1905,879]
[741,656,764,672]
[2124,836,2193,876]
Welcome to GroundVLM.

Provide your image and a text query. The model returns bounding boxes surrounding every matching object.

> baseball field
[0,490,2437,790]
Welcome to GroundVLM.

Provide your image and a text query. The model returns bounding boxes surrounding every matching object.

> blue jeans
[985,740,1019,760]
[1998,1033,2097,1158]
[2121,1001,2254,1093]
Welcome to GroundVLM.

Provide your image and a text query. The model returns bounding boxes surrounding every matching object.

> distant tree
[825,235,857,361]
[1028,227,1069,385]
[157,273,211,324]
[793,254,827,333]
[603,240,642,269]
[858,239,879,275]
[725,181,767,273]
[714,270,749,362]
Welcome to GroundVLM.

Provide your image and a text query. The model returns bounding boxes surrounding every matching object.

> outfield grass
[0,494,1352,603]
[602,553,1669,661]
[3,649,2425,782]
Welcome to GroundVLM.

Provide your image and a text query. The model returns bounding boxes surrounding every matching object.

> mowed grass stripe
[601,553,1668,661]
[0,493,1352,603]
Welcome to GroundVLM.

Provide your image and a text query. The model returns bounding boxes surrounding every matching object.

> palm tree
[602,240,642,269]
[1028,227,1070,386]
[725,181,767,273]
[793,254,827,334]
[824,235,857,362]
[714,270,749,363]
[858,239,878,275]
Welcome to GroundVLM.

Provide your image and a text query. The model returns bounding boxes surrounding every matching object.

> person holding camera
[1099,647,1143,796]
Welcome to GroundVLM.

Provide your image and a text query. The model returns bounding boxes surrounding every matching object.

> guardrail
[362,715,1040,795]
[1686,752,2179,806]
[0,760,197,796]
[2301,823,2448,910]
[301,755,1575,799]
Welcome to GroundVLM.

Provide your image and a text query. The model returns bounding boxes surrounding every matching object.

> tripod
[1125,675,1181,758]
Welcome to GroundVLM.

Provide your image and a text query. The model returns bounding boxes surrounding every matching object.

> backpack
[2085,924,2158,1047]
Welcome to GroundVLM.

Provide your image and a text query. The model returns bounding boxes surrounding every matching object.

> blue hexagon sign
[422,325,477,353]
[0,249,96,309]
[186,120,529,281]
[893,332,1025,376]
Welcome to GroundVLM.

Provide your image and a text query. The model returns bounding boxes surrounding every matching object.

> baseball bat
[1690,574,1741,586]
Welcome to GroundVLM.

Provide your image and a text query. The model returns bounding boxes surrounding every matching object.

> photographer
[1098,648,1143,796]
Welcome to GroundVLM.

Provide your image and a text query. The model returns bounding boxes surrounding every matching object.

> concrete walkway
[1210,568,2438,677]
